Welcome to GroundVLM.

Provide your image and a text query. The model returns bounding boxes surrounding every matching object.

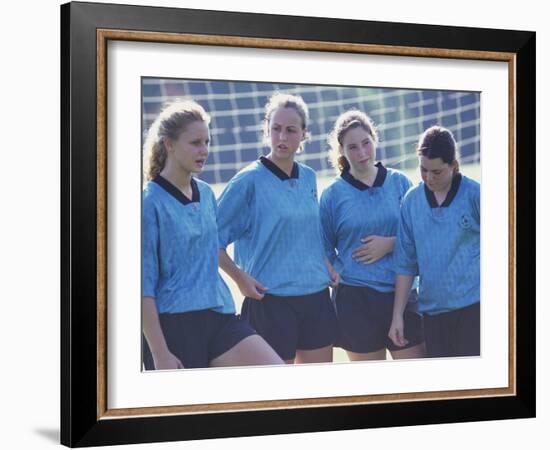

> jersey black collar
[259,156,299,180]
[341,162,387,191]
[424,172,462,208]
[153,175,200,205]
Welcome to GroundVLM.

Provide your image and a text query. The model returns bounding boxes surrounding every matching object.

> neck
[349,164,378,186]
[159,165,193,192]
[267,152,294,176]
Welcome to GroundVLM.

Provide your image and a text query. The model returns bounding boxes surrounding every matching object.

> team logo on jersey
[459,214,472,229]
[289,179,297,188]
[191,203,200,213]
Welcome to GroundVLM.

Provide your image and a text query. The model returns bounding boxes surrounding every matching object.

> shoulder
[321,176,345,198]
[195,177,214,194]
[402,181,423,204]
[297,161,317,179]
[228,160,262,186]
[142,180,162,204]
[194,178,216,201]
[461,174,480,192]
[385,167,413,188]
[386,167,411,182]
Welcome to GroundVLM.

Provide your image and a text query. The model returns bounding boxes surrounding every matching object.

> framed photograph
[61,1,535,447]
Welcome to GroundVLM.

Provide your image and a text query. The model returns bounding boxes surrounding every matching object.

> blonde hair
[262,92,311,151]
[327,109,379,173]
[142,100,210,183]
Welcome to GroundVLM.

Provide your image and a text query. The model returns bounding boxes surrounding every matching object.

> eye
[433,171,441,175]
[362,139,370,146]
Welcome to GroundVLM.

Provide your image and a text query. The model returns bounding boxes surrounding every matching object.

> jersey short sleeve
[141,193,160,298]
[217,170,253,249]
[394,193,419,277]
[319,187,338,265]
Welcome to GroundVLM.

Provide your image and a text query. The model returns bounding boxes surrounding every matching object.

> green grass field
[213,163,481,363]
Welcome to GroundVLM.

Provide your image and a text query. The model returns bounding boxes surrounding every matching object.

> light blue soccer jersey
[320,163,412,293]
[394,173,480,315]
[142,176,235,314]
[217,156,331,296]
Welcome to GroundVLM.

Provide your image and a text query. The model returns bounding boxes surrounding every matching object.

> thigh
[295,345,334,364]
[210,334,283,367]
[345,349,387,361]
[390,342,426,360]
[241,296,300,361]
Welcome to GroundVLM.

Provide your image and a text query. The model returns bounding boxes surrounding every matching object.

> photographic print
[140,77,481,371]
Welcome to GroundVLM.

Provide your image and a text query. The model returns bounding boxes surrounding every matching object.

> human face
[268,107,305,161]
[419,156,456,193]
[166,120,209,175]
[340,126,376,173]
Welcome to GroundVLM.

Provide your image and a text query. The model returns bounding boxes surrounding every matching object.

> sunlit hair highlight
[143,100,210,183]
[262,92,311,152]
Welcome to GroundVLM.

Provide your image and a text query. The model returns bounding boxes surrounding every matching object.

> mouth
[195,159,206,167]
[277,144,289,151]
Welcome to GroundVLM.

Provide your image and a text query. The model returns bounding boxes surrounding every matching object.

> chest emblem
[459,214,472,229]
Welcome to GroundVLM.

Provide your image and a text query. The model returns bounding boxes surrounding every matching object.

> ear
[452,159,459,172]
[338,145,345,156]
[163,137,173,153]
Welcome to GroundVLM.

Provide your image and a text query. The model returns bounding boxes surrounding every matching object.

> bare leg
[346,348,387,361]
[390,342,426,360]
[209,335,283,368]
[294,345,333,364]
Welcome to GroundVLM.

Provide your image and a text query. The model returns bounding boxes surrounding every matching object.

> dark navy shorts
[334,284,424,354]
[241,288,339,361]
[142,309,257,370]
[423,301,480,358]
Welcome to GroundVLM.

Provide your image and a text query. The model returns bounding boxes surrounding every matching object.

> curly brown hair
[142,100,210,183]
[327,109,379,173]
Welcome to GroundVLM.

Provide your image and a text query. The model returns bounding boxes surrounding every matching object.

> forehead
[270,107,303,126]
[180,120,209,137]
[419,156,449,170]
[342,126,372,145]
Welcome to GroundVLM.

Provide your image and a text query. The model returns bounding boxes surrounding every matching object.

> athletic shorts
[241,288,338,361]
[142,309,257,370]
[334,284,424,354]
[423,301,480,358]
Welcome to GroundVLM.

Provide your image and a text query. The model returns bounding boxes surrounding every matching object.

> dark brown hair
[327,109,378,173]
[417,125,460,171]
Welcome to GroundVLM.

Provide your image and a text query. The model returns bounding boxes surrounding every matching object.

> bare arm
[219,249,267,300]
[142,297,183,369]
[325,257,340,288]
[388,274,414,347]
